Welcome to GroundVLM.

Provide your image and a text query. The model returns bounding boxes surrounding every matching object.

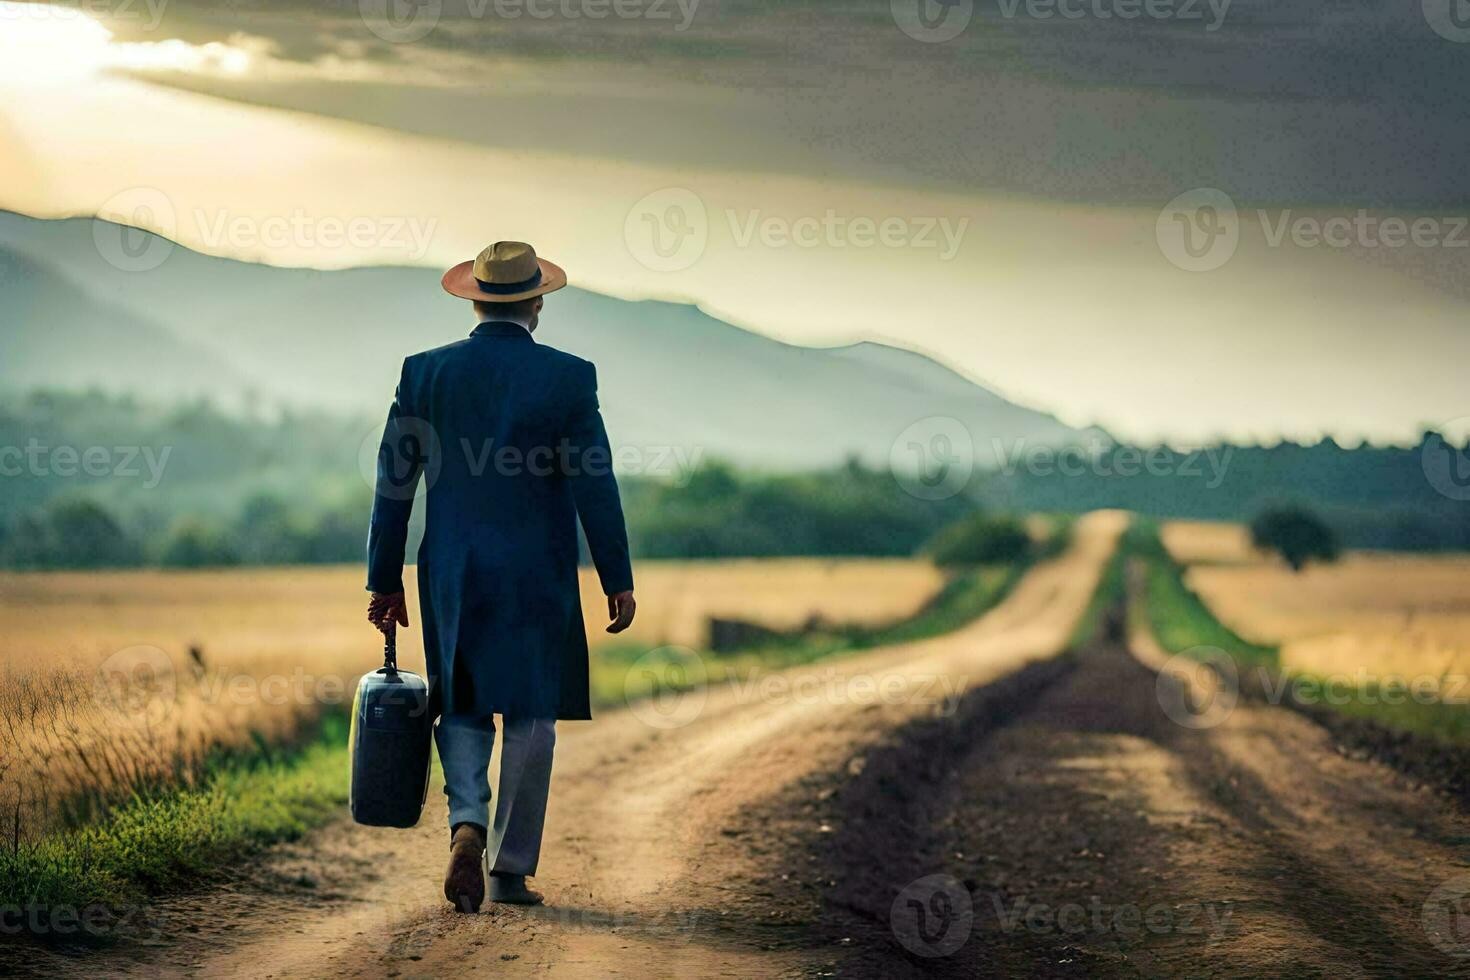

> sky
[1,0,1468,445]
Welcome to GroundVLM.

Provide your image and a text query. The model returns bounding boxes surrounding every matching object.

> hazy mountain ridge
[0,211,1091,469]
[0,245,247,399]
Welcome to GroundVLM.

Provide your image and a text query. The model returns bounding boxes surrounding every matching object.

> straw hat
[441,241,567,303]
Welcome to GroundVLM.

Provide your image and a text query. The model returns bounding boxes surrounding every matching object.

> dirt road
[811,586,1470,977]
[16,510,1470,978]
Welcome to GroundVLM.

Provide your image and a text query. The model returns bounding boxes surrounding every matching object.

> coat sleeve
[366,359,423,594]
[563,361,634,596]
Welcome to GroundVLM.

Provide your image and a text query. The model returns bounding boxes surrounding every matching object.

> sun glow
[0,2,254,83]
[0,2,111,81]
[110,36,255,75]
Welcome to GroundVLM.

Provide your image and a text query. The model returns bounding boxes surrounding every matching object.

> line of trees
[3,389,1468,569]
[996,435,1470,552]
[0,492,373,570]
[0,391,986,570]
[622,458,976,559]
[0,461,981,570]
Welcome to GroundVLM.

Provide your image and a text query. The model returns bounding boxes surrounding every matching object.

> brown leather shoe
[444,824,486,913]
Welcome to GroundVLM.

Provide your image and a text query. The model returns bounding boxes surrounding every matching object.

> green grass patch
[0,714,350,910]
[1069,541,1125,648]
[1130,521,1470,745]
[1129,520,1276,668]
[1284,675,1470,744]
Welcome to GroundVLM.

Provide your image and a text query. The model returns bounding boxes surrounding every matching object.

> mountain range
[0,210,1092,470]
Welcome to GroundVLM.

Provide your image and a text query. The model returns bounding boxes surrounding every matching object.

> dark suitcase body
[349,631,434,828]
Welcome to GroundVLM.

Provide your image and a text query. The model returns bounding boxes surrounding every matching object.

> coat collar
[471,320,535,340]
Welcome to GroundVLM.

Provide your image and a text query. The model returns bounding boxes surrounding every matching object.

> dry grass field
[0,558,942,838]
[601,558,943,650]
[1159,519,1257,565]
[1162,520,1470,684]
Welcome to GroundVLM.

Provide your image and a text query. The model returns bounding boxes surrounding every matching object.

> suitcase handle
[382,626,398,674]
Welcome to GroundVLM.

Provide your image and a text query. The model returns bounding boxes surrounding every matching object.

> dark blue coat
[366,320,634,720]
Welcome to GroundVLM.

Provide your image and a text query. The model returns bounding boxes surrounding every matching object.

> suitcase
[349,628,434,827]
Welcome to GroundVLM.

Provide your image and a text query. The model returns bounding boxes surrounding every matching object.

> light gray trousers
[434,714,556,876]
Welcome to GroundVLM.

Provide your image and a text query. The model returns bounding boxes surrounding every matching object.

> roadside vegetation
[924,511,1032,568]
[1129,519,1276,668]
[1130,519,1470,745]
[1069,539,1126,648]
[0,717,350,911]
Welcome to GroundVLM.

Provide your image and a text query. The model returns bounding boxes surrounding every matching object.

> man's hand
[606,590,636,634]
[368,591,410,635]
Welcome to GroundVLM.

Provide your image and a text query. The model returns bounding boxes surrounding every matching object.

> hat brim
[441,256,567,303]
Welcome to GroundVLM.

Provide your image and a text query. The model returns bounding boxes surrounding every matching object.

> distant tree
[235,493,304,564]
[1249,505,1339,572]
[46,498,142,568]
[925,512,1032,567]
[294,507,364,564]
[0,511,56,569]
[160,518,240,568]
[679,461,741,504]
